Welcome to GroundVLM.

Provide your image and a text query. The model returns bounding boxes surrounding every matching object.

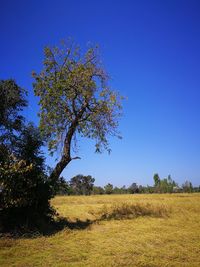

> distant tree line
[55,173,200,196]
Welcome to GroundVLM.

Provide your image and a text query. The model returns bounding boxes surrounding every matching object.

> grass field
[1,193,200,267]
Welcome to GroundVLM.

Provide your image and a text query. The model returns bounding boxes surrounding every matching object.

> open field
[1,193,200,267]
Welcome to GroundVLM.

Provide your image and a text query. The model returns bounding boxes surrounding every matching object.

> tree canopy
[0,80,55,232]
[0,79,27,150]
[33,40,123,181]
[69,174,95,195]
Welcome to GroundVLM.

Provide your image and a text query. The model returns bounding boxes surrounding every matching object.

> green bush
[0,125,55,233]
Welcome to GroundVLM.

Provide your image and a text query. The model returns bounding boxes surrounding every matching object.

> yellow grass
[1,193,200,266]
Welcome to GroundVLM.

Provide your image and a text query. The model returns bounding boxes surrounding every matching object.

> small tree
[104,183,113,194]
[33,40,123,182]
[92,186,105,195]
[0,81,55,232]
[153,173,160,187]
[129,182,139,194]
[0,124,55,231]
[182,180,193,193]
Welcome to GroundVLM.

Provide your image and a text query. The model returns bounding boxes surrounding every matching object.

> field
[1,193,200,267]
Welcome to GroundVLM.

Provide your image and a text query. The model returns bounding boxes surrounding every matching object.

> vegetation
[33,40,123,182]
[0,80,55,233]
[69,174,95,195]
[1,194,200,267]
[0,79,27,149]
[54,173,199,196]
[0,42,199,267]
[0,40,123,233]
[90,202,169,220]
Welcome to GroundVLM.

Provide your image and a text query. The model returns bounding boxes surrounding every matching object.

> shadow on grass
[0,217,94,239]
[1,202,170,238]
[48,217,93,234]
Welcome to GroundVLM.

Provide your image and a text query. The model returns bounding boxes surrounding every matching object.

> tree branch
[71,156,81,160]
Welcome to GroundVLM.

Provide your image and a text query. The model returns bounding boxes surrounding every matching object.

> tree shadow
[45,217,94,235]
[0,216,94,239]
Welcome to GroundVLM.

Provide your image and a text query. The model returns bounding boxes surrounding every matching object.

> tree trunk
[49,106,86,183]
[49,154,71,183]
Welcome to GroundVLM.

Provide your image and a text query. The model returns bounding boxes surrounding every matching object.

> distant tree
[138,185,145,193]
[121,185,128,194]
[104,183,113,194]
[153,173,160,187]
[33,40,123,183]
[54,176,70,195]
[157,175,176,193]
[113,186,122,194]
[69,174,95,195]
[128,182,139,194]
[92,186,104,195]
[146,185,154,194]
[192,186,200,193]
[182,180,193,193]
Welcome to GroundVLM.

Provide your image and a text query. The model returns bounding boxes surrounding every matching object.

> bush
[90,202,169,221]
[0,125,56,233]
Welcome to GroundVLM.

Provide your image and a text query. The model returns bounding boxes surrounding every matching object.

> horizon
[1,0,200,187]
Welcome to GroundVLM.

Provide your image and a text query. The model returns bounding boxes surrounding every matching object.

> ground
[0,194,200,267]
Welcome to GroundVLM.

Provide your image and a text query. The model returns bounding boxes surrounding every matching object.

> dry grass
[1,193,200,267]
[89,202,170,220]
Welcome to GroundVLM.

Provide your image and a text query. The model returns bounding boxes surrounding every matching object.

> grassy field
[1,193,200,267]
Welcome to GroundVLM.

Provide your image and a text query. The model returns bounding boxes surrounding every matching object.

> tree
[104,183,113,194]
[0,79,27,149]
[69,174,95,195]
[0,81,55,231]
[153,173,160,187]
[182,180,193,193]
[128,182,139,194]
[33,40,123,182]
[54,176,70,195]
[92,186,104,195]
[157,175,176,193]
[0,124,53,215]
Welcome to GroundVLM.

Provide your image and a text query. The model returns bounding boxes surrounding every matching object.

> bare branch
[71,156,81,160]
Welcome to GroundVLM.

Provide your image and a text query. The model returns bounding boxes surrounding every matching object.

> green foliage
[33,40,123,180]
[69,174,95,195]
[153,173,160,187]
[0,81,56,232]
[92,186,105,195]
[54,176,71,195]
[0,79,27,148]
[128,183,139,194]
[152,174,177,193]
[0,124,55,232]
[182,180,193,193]
[104,183,113,194]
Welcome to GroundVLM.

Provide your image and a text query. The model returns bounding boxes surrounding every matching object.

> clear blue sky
[1,0,200,187]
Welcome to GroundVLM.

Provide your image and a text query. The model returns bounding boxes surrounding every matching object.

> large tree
[33,40,123,182]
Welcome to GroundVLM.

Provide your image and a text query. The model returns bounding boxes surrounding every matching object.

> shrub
[90,202,169,221]
[0,125,56,233]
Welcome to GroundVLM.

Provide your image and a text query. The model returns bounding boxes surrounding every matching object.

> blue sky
[1,0,200,186]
